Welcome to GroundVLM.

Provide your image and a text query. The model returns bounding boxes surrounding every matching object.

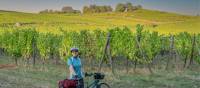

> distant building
[15,22,21,27]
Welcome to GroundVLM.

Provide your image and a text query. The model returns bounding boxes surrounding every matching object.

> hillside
[0,9,199,34]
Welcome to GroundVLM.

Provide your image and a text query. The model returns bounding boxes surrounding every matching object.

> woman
[67,48,84,88]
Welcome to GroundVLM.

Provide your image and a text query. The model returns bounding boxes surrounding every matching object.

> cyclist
[67,48,84,88]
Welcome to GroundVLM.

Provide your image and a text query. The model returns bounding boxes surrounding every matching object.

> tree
[115,2,142,12]
[49,9,54,13]
[136,5,143,9]
[126,2,133,12]
[89,5,97,13]
[107,6,113,12]
[83,6,90,13]
[54,10,61,14]
[39,9,49,13]
[99,6,106,12]
[62,6,74,13]
[115,3,126,12]
[73,10,81,14]
[83,5,113,13]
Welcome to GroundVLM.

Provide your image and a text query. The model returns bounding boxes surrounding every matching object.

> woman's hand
[69,65,77,75]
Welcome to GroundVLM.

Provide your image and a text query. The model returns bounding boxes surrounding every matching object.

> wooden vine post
[98,32,115,75]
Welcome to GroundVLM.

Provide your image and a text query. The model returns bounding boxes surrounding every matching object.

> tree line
[39,6,81,14]
[39,2,142,14]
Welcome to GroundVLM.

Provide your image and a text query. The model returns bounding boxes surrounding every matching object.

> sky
[0,0,199,16]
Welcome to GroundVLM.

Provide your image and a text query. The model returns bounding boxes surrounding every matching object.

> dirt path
[133,18,185,24]
[0,64,16,69]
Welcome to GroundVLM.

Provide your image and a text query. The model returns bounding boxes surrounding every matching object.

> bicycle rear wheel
[97,83,110,88]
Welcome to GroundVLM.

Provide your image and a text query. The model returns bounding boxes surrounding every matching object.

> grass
[1,56,200,88]
[0,9,199,34]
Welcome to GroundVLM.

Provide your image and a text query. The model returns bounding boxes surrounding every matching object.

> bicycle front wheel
[97,83,110,88]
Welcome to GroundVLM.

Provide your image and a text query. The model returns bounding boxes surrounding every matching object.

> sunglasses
[71,50,78,52]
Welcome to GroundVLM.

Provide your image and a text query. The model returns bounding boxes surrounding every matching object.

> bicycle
[77,72,110,88]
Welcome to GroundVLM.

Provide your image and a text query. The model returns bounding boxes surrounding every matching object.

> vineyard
[0,24,200,75]
[0,10,200,88]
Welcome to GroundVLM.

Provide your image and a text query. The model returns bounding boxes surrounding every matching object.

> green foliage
[196,34,200,63]
[93,30,107,60]
[115,2,142,12]
[176,32,192,61]
[83,5,112,13]
[109,27,135,59]
[115,3,126,12]
[1,26,200,64]
[141,31,161,63]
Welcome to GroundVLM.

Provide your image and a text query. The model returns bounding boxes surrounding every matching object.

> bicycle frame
[86,79,100,88]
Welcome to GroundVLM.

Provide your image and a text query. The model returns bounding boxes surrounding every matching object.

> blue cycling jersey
[67,56,83,79]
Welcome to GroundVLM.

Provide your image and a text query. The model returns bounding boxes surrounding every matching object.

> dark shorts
[77,78,84,88]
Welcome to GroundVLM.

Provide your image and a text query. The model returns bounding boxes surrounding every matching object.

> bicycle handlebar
[85,72,105,80]
[84,72,94,77]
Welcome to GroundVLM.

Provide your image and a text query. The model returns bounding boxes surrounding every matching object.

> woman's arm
[69,65,77,75]
[67,58,77,76]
